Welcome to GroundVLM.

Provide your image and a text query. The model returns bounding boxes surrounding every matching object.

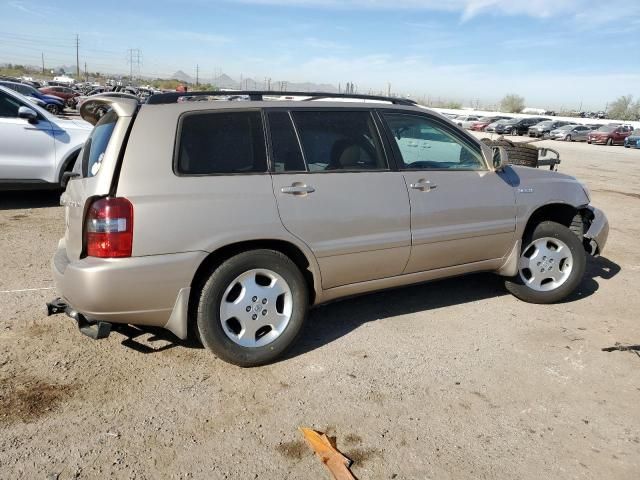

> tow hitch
[46,297,112,340]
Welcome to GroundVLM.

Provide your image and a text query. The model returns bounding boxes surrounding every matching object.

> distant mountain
[172,70,193,82]
[213,74,238,89]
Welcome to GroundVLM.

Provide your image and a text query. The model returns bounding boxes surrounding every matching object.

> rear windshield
[81,110,117,177]
[596,126,617,132]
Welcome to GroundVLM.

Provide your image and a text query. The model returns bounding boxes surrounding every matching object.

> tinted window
[267,111,306,172]
[0,90,21,117]
[177,111,267,175]
[81,110,118,177]
[292,111,386,171]
[384,113,484,170]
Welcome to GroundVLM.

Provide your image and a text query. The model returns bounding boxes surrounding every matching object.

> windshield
[504,118,518,125]
[596,126,617,132]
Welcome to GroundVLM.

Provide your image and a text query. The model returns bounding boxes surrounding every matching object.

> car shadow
[113,255,621,361]
[0,190,61,210]
[284,255,621,361]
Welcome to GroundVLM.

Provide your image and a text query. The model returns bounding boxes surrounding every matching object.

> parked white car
[0,86,92,189]
[455,115,480,129]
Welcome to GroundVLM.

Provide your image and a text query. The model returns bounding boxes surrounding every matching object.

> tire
[606,138,613,146]
[46,104,61,115]
[565,134,572,142]
[196,249,309,367]
[481,138,539,167]
[505,221,586,304]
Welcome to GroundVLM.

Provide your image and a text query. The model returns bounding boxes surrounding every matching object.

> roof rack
[146,90,417,106]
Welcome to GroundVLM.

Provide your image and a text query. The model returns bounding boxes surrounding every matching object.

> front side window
[176,111,267,175]
[81,110,118,177]
[384,113,485,170]
[0,91,21,117]
[291,110,387,171]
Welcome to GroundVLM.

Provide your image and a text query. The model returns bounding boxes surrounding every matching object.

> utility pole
[41,52,45,74]
[127,49,142,83]
[196,64,199,87]
[75,34,80,79]
[387,82,391,97]
[84,62,87,82]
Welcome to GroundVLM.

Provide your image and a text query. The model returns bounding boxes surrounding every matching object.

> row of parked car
[0,75,157,116]
[443,113,640,149]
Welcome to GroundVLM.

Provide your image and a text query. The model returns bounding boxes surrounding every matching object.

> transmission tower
[127,48,142,82]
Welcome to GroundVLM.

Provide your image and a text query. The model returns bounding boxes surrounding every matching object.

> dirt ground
[1,136,639,480]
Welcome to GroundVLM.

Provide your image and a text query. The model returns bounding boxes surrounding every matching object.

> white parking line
[0,287,55,294]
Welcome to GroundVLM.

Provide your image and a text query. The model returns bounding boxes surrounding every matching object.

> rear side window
[292,111,387,171]
[81,110,118,177]
[176,111,267,175]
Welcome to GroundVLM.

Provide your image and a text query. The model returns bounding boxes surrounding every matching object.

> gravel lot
[1,137,639,480]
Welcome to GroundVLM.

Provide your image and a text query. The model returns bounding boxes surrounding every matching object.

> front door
[268,109,411,289]
[0,89,54,182]
[381,112,516,274]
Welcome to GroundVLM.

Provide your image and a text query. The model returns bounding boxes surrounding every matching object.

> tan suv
[48,91,609,367]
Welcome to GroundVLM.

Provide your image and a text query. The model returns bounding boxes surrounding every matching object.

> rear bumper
[584,206,609,256]
[51,240,207,338]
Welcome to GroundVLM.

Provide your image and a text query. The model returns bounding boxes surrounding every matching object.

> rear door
[268,109,411,289]
[380,111,516,274]
[61,98,138,260]
[0,88,55,182]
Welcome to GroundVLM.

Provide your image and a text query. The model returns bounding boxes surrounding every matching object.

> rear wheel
[46,104,61,115]
[196,249,308,367]
[505,221,586,304]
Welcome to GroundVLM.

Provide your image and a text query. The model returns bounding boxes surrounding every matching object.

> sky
[1,0,639,110]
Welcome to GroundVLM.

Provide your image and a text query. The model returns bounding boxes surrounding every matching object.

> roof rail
[145,90,417,106]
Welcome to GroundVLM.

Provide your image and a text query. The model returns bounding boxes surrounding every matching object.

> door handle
[281,184,315,195]
[410,179,437,192]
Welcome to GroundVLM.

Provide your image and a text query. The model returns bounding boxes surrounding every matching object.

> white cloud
[231,0,571,18]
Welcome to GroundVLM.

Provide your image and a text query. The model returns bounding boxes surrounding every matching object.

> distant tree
[500,94,525,113]
[443,101,462,109]
[607,95,640,121]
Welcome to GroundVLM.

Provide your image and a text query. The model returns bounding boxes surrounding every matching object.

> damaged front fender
[583,206,609,256]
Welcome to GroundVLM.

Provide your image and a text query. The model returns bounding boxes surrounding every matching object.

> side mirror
[492,146,507,171]
[18,106,38,123]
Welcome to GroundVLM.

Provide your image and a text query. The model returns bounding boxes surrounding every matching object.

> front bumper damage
[583,206,609,256]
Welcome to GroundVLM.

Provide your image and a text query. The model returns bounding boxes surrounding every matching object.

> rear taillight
[85,197,133,258]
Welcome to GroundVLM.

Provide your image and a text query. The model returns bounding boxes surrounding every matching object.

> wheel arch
[187,238,320,320]
[56,146,82,184]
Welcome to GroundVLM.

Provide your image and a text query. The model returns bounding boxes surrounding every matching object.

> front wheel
[196,249,308,367]
[565,134,572,142]
[606,138,613,146]
[505,221,586,304]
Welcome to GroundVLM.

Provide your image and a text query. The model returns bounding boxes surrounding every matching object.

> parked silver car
[0,86,92,189]
[550,124,592,142]
[48,92,609,366]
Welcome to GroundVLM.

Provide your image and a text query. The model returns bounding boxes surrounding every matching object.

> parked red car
[470,115,512,131]
[587,125,634,145]
[39,86,80,108]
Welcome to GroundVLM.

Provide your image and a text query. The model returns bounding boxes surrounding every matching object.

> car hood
[626,135,640,142]
[54,117,93,130]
